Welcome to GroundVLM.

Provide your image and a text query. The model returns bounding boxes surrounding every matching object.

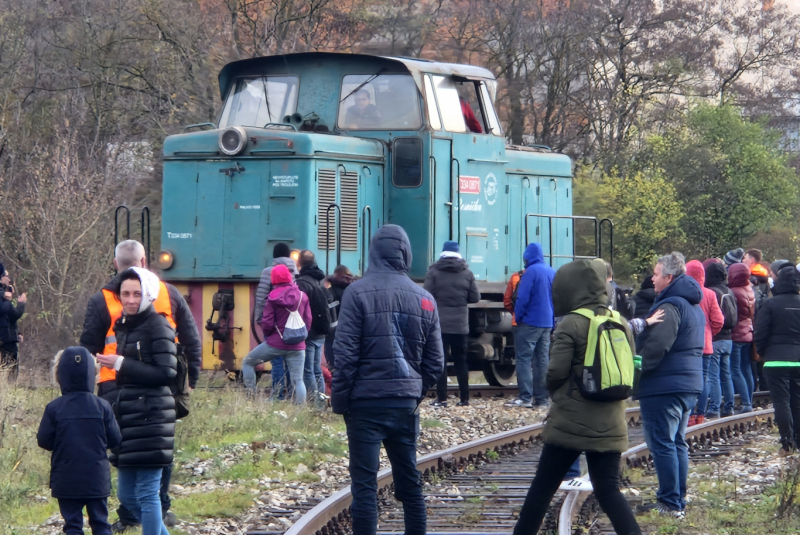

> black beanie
[273,243,291,259]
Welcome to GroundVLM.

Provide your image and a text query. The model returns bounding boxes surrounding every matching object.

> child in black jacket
[38,347,121,535]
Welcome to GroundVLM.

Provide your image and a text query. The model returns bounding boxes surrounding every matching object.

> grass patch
[171,488,254,521]
[0,380,348,532]
[421,418,446,429]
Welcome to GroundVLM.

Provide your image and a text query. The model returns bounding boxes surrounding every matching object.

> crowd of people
[10,234,800,535]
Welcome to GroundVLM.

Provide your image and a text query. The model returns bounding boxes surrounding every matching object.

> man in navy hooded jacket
[38,346,122,535]
[332,225,444,535]
[509,243,556,408]
[636,252,704,519]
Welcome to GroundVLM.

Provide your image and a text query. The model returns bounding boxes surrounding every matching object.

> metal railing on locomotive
[524,214,614,267]
[114,205,151,264]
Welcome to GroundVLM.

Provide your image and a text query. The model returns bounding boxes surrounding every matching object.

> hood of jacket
[271,264,293,285]
[329,273,353,289]
[120,267,161,314]
[552,260,608,317]
[367,224,412,274]
[268,283,302,309]
[655,273,703,307]
[299,262,325,281]
[56,346,95,394]
[704,261,727,287]
[772,266,800,295]
[433,256,468,273]
[686,260,706,287]
[728,263,751,288]
[523,243,544,267]
[272,256,299,276]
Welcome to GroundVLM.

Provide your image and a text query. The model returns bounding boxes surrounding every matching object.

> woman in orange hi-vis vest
[97,268,176,535]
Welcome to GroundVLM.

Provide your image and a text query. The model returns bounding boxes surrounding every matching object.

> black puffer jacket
[331,225,444,414]
[80,275,202,388]
[754,266,800,363]
[0,296,24,344]
[112,306,177,468]
[423,257,480,334]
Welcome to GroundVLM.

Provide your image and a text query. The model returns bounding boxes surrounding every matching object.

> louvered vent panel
[317,169,337,249]
[340,172,359,251]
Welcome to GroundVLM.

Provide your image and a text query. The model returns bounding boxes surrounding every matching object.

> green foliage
[596,170,685,279]
[641,104,800,259]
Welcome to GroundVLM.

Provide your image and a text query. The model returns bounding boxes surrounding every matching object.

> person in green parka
[512,259,642,535]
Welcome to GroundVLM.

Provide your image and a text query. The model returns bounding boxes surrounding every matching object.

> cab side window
[431,76,491,134]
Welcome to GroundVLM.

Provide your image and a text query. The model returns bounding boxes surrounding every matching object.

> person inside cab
[344,89,381,129]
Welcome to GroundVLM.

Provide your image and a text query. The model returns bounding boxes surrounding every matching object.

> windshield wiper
[260,77,272,122]
[340,68,387,103]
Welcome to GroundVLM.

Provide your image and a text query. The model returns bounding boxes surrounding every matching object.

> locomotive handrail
[524,214,600,267]
[114,205,130,245]
[325,204,342,274]
[263,122,298,131]
[599,218,614,267]
[182,122,216,133]
[141,207,151,265]
[450,158,461,241]
[361,205,372,273]
[467,158,509,164]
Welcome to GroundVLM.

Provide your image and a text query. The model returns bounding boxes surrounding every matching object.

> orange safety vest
[99,281,177,383]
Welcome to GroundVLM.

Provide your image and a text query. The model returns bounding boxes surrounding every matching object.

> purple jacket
[261,283,312,350]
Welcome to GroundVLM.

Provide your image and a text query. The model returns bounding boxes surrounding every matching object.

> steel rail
[278,407,642,535]
[557,405,775,535]
[258,392,773,535]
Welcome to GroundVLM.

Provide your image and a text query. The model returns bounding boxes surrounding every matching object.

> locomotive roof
[218,52,497,100]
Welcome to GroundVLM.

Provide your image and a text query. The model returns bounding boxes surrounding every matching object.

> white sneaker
[558,478,593,492]
[504,399,533,408]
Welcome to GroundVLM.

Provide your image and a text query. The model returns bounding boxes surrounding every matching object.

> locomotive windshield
[219,76,299,128]
[337,74,421,130]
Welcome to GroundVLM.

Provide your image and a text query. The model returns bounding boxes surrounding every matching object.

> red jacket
[728,263,755,343]
[686,260,724,354]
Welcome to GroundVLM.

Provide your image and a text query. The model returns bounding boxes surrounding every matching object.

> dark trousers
[116,465,171,526]
[513,444,641,535]
[344,407,425,535]
[436,333,469,403]
[1,342,18,381]
[765,367,800,450]
[58,498,111,535]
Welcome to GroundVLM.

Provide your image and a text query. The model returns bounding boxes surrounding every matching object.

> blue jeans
[243,342,285,396]
[565,457,581,480]
[344,407,425,535]
[514,324,551,405]
[117,467,169,535]
[303,337,325,396]
[731,342,754,410]
[707,340,734,415]
[693,355,711,416]
[640,393,698,511]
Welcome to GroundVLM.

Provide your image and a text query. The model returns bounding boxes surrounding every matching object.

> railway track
[260,392,773,535]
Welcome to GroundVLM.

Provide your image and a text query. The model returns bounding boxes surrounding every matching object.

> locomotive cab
[160,53,598,385]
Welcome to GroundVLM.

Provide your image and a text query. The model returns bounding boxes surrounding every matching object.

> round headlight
[156,250,174,270]
[219,126,247,156]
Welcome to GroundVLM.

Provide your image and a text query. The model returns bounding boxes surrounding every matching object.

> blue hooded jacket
[514,243,556,328]
[37,347,121,499]
[636,274,704,397]
[331,225,444,414]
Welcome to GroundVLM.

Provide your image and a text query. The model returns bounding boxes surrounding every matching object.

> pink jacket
[686,260,724,354]
[729,264,755,343]
[261,283,313,350]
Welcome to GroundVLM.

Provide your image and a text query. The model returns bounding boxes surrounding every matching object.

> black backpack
[297,276,333,336]
[716,288,738,331]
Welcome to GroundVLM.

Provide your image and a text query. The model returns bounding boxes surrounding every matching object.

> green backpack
[571,306,635,401]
